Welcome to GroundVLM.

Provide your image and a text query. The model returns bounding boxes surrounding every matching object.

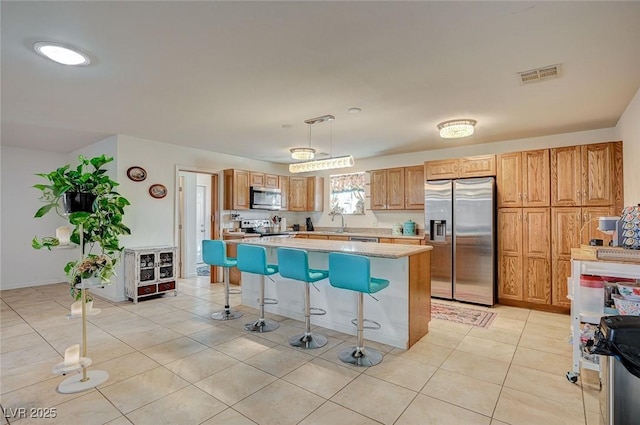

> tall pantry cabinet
[549,142,623,308]
[497,141,622,310]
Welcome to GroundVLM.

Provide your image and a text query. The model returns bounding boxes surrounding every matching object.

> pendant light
[289,115,355,173]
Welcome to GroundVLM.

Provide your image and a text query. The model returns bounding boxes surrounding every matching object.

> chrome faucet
[331,212,345,233]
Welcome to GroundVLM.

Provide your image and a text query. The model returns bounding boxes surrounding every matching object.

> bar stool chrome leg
[211,268,243,321]
[245,275,280,332]
[289,283,327,349]
[338,292,383,366]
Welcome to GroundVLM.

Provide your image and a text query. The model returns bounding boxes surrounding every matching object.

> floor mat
[431,301,497,328]
[196,265,210,276]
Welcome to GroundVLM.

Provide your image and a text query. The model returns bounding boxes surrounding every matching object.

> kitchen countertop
[225,236,432,259]
[223,230,425,240]
[571,245,640,264]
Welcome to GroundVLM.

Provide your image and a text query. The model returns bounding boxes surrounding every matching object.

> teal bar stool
[236,244,280,332]
[202,240,243,321]
[328,252,389,366]
[277,248,329,349]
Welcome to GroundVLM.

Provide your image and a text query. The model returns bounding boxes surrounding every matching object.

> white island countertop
[226,236,432,259]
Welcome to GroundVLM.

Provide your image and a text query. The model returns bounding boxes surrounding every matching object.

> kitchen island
[227,237,432,349]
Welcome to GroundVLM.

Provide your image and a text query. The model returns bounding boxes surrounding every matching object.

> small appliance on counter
[392,223,403,235]
[305,217,314,231]
[403,220,416,235]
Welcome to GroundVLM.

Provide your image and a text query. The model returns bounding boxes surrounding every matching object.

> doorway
[177,170,220,282]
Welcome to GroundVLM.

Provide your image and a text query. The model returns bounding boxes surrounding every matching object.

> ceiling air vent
[518,64,562,84]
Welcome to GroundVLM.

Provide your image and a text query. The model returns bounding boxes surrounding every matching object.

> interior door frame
[174,165,221,283]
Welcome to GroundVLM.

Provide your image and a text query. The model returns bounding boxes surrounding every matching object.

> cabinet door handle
[519,193,522,200]
[583,189,587,198]
[523,192,528,200]
[583,214,588,222]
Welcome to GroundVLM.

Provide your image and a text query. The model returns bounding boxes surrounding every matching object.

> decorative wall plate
[149,184,167,199]
[126,166,147,182]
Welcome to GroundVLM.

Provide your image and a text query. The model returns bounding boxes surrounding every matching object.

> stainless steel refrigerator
[424,177,496,305]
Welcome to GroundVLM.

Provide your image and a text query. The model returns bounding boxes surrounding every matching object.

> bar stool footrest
[350,318,381,330]
[309,307,326,316]
[228,288,242,295]
[262,297,278,305]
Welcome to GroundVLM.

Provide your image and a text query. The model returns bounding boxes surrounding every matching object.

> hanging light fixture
[289,115,355,173]
[437,119,477,139]
[290,123,316,160]
[290,147,315,160]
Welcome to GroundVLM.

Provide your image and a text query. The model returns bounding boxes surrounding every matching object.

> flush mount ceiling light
[289,114,355,173]
[290,147,316,160]
[33,41,91,66]
[437,119,477,139]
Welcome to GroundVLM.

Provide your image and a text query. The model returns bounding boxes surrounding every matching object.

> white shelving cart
[567,249,640,383]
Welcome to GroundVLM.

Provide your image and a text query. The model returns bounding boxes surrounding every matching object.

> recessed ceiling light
[282,124,294,129]
[348,107,362,114]
[33,41,91,66]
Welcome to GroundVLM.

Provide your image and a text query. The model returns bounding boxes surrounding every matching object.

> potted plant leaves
[32,154,131,301]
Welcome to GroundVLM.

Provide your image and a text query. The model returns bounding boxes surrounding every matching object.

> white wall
[0,147,78,289]
[616,87,640,205]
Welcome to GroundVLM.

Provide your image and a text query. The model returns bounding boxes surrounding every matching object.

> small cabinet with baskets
[125,246,178,303]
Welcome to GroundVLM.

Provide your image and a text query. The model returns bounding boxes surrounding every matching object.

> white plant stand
[53,224,109,393]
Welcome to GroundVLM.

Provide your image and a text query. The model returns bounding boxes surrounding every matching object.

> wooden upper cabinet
[425,159,458,180]
[404,165,425,209]
[279,176,289,211]
[306,176,324,212]
[370,170,388,210]
[551,142,617,207]
[264,174,279,189]
[386,168,405,209]
[370,168,404,210]
[497,150,549,208]
[223,169,250,210]
[249,172,279,189]
[459,155,496,178]
[497,152,523,208]
[289,177,307,211]
[249,172,265,187]
[551,146,581,206]
[522,149,550,207]
[426,155,495,180]
[581,143,615,206]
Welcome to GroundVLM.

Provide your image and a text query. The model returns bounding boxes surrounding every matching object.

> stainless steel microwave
[250,187,282,210]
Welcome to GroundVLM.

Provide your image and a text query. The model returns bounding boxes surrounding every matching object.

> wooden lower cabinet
[498,208,551,304]
[550,206,617,308]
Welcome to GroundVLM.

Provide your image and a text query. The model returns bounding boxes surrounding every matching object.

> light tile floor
[0,278,599,425]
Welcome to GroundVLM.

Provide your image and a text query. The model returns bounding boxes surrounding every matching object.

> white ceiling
[2,1,640,164]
